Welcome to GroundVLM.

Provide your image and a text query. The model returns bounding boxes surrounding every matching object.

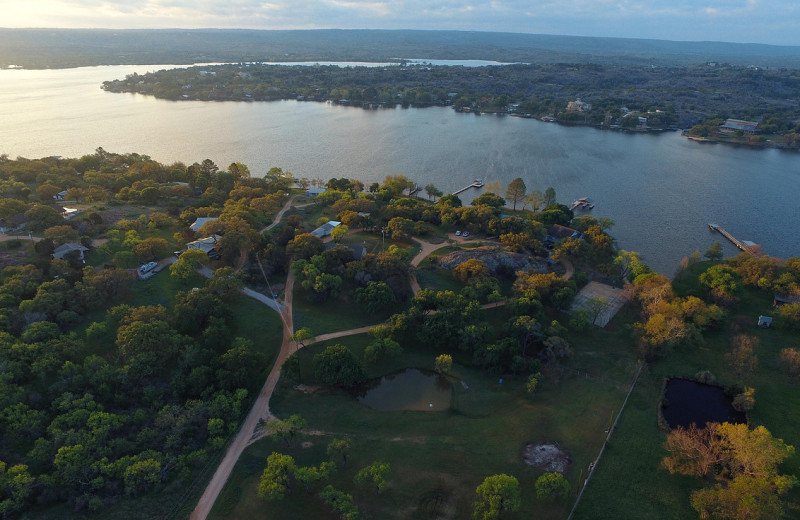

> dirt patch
[522,442,572,473]
[301,441,313,448]
[294,384,321,394]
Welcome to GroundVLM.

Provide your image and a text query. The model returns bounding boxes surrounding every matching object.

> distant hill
[2,28,800,69]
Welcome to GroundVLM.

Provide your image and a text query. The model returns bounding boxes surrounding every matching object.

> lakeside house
[306,187,327,197]
[546,224,583,244]
[720,119,760,134]
[567,99,592,113]
[311,221,341,238]
[52,242,89,261]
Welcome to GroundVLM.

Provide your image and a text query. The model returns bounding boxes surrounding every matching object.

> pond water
[661,378,746,429]
[357,368,452,411]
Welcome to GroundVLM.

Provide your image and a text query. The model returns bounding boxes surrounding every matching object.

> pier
[452,179,485,195]
[708,224,764,257]
[570,197,595,211]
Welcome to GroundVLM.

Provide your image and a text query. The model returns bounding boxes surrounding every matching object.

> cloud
[2,0,799,45]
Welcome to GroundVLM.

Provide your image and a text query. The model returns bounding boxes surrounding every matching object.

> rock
[437,246,545,274]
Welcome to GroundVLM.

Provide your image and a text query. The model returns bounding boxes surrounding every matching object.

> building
[720,119,760,134]
[567,99,592,113]
[311,221,341,238]
[53,190,68,201]
[758,315,773,328]
[190,217,218,232]
[52,242,89,261]
[546,224,583,243]
[0,213,27,233]
[774,293,800,307]
[325,242,367,260]
[306,187,327,197]
[186,235,222,259]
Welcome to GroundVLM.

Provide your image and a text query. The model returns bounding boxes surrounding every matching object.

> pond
[357,368,452,412]
[661,378,746,429]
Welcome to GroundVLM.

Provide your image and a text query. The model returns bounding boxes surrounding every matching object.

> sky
[3,0,800,46]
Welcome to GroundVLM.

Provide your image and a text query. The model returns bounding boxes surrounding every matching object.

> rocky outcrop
[437,246,545,274]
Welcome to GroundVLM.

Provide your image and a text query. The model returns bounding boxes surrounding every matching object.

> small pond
[661,378,746,429]
[357,368,452,412]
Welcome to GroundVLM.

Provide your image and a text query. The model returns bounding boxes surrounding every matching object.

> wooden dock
[570,197,594,211]
[708,224,764,257]
[452,179,485,195]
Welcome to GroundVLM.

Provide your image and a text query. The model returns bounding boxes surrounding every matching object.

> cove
[661,378,746,429]
[357,368,452,412]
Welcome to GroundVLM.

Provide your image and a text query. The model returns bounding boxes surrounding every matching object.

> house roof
[325,242,367,260]
[186,234,221,254]
[190,217,218,232]
[311,220,341,238]
[721,119,759,132]
[0,213,27,227]
[547,224,581,241]
[52,242,88,259]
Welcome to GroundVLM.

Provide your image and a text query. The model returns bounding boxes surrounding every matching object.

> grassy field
[574,264,800,519]
[210,305,641,520]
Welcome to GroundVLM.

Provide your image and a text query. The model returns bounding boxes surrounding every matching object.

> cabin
[53,190,68,201]
[758,315,773,328]
[311,221,341,238]
[52,242,89,261]
[186,234,222,259]
[306,187,327,197]
[546,224,583,244]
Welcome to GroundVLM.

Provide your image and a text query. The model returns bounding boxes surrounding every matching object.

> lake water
[0,64,798,274]
[357,368,452,411]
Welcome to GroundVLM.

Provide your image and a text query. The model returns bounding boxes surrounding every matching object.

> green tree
[473,474,521,520]
[286,233,324,260]
[424,183,443,201]
[354,281,396,314]
[354,461,391,495]
[133,237,169,262]
[258,452,297,500]
[123,459,161,496]
[543,186,557,206]
[505,177,526,211]
[313,345,366,388]
[453,259,490,284]
[363,338,402,365]
[294,462,335,494]
[271,414,307,447]
[705,241,723,261]
[525,190,543,212]
[535,472,570,501]
[169,248,209,279]
[319,485,361,520]
[526,372,542,394]
[434,354,453,374]
[327,438,352,467]
[0,460,35,518]
[291,327,314,349]
[331,223,349,244]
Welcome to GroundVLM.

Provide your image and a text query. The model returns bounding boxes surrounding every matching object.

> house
[720,119,760,134]
[758,315,773,328]
[53,190,68,201]
[567,99,592,113]
[311,221,341,238]
[546,224,583,243]
[62,207,79,219]
[190,217,218,232]
[52,242,89,261]
[49,204,68,218]
[186,234,222,259]
[774,293,800,307]
[325,242,367,260]
[0,213,27,233]
[306,187,327,197]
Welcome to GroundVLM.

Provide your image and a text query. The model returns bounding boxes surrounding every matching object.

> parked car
[455,230,461,236]
[462,231,470,237]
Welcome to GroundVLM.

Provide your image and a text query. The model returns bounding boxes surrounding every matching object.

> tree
[331,223,349,243]
[473,474,521,520]
[363,338,402,365]
[354,281,396,314]
[291,327,314,349]
[208,266,244,299]
[0,460,35,518]
[169,248,208,279]
[319,485,361,520]
[258,452,297,500]
[294,462,334,494]
[24,204,63,231]
[585,297,608,325]
[779,348,800,381]
[725,334,759,379]
[535,472,570,501]
[44,225,79,245]
[327,438,352,466]
[271,414,307,447]
[37,183,61,201]
[286,233,324,260]
[732,387,756,412]
[354,461,390,495]
[505,178,526,211]
[453,259,490,284]
[526,372,542,394]
[424,183,442,201]
[525,190,543,212]
[133,237,169,262]
[705,241,724,261]
[313,345,366,388]
[434,354,453,374]
[543,186,557,206]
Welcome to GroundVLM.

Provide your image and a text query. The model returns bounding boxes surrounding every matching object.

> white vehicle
[455,230,461,236]
[462,231,470,237]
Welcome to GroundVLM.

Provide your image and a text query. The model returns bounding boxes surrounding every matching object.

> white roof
[190,217,218,232]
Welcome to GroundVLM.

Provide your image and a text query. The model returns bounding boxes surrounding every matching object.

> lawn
[574,266,800,519]
[291,285,399,334]
[210,304,641,520]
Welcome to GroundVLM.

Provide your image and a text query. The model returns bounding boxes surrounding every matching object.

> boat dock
[570,197,595,211]
[708,224,764,257]
[452,179,485,195]
[409,183,422,197]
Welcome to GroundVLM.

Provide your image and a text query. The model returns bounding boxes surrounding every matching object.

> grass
[291,286,397,334]
[574,268,800,519]
[210,304,641,520]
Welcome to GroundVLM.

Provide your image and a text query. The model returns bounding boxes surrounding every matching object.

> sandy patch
[570,281,630,327]
[522,442,572,473]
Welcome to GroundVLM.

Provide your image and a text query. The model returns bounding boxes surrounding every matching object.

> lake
[0,64,798,274]
[357,368,452,412]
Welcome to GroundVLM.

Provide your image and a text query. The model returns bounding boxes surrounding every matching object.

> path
[260,194,297,233]
[190,270,295,520]
[410,236,453,295]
